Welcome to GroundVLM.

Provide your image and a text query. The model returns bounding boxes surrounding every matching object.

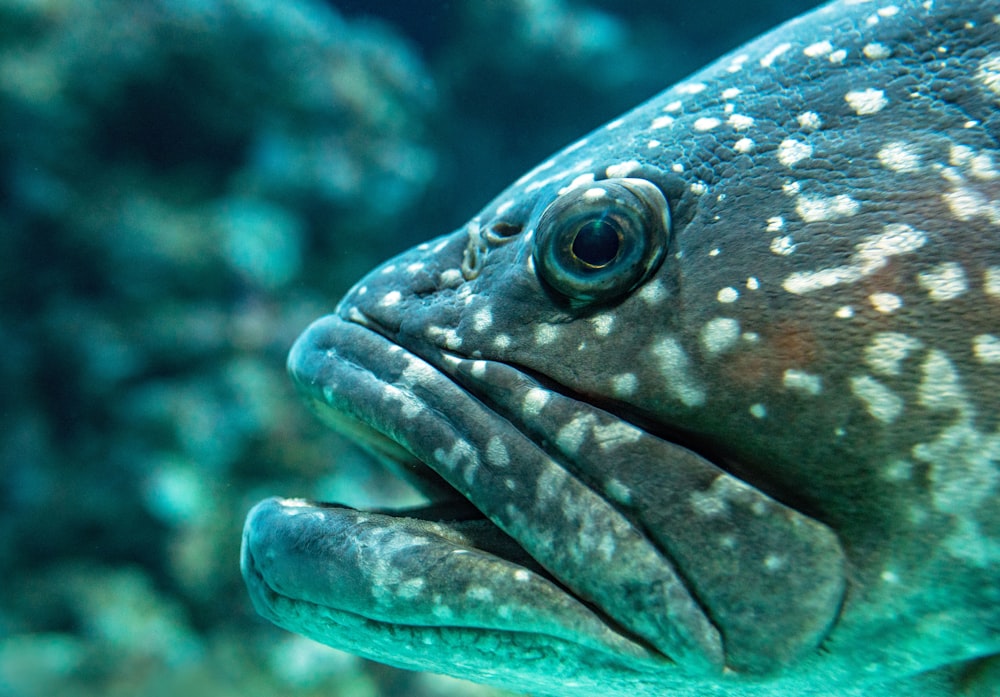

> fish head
[244,0,1000,693]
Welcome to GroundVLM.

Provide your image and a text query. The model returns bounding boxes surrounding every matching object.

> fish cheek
[554,423,847,674]
[644,451,846,673]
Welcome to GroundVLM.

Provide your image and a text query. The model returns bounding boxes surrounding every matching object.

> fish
[241,0,1000,694]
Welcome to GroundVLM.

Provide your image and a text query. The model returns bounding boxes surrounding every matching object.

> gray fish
[241,0,1000,694]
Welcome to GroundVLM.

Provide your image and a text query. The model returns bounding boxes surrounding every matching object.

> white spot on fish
[495,199,515,216]
[766,216,784,232]
[973,335,1000,364]
[778,139,813,166]
[865,332,923,376]
[870,292,903,313]
[590,313,615,337]
[439,268,463,287]
[783,369,823,395]
[845,88,888,114]
[917,262,968,301]
[605,478,632,505]
[722,87,742,99]
[651,336,706,406]
[493,334,511,350]
[829,49,848,64]
[771,235,797,256]
[803,40,833,57]
[746,277,760,290]
[749,403,767,419]
[985,267,1000,296]
[717,287,739,303]
[535,324,559,345]
[796,193,860,222]
[434,439,479,472]
[918,350,965,412]
[701,317,741,356]
[942,186,999,222]
[606,160,642,178]
[835,305,855,318]
[639,279,667,305]
[466,587,494,602]
[726,54,750,73]
[694,117,722,131]
[728,113,755,130]
[863,42,892,59]
[977,54,1000,98]
[679,82,707,94]
[612,373,638,397]
[522,388,550,417]
[593,421,644,450]
[851,375,904,423]
[760,42,792,67]
[381,290,402,306]
[471,308,493,331]
[558,173,596,196]
[651,115,675,129]
[877,142,921,172]
[426,325,463,349]
[734,137,754,153]
[485,436,510,468]
[797,111,822,130]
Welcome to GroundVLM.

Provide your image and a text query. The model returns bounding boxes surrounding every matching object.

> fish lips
[246,313,724,674]
[245,313,846,678]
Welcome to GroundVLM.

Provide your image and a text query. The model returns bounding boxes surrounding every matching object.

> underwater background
[0,1,820,695]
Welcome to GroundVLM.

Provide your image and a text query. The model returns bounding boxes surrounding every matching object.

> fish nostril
[487,221,524,240]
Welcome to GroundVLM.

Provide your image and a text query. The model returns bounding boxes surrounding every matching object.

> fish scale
[243,0,1000,695]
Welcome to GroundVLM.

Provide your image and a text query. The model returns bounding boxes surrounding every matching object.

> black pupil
[571,219,620,267]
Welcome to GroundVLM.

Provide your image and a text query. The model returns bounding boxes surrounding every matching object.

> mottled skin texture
[242,0,1000,695]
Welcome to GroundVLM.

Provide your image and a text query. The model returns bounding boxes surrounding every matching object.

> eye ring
[532,177,670,306]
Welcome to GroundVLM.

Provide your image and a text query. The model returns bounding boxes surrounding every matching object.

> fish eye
[532,177,670,305]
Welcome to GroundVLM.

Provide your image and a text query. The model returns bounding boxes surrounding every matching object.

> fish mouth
[243,313,717,675]
[242,312,845,679]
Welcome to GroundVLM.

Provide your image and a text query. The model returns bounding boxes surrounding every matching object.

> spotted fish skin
[243,0,1000,695]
